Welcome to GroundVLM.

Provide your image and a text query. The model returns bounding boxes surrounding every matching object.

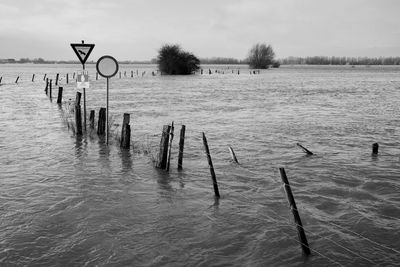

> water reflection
[120,148,132,173]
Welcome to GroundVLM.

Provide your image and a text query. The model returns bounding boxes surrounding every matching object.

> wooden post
[75,92,83,135]
[97,107,106,135]
[55,73,59,86]
[296,143,313,155]
[228,146,239,164]
[0,76,2,84]
[49,79,52,99]
[157,125,171,169]
[43,74,47,81]
[57,87,63,104]
[124,71,126,77]
[119,72,121,79]
[202,132,220,198]
[131,70,133,77]
[89,110,95,129]
[15,76,19,83]
[372,143,379,155]
[120,113,131,148]
[45,78,49,94]
[96,72,98,80]
[279,168,311,255]
[32,74,35,82]
[177,125,186,170]
[73,72,75,79]
[83,88,87,132]
[166,121,174,171]
[66,73,69,84]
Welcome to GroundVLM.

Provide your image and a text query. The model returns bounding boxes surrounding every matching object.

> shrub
[247,43,276,69]
[157,44,200,75]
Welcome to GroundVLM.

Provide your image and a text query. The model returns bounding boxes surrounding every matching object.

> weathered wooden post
[0,76,2,84]
[131,70,133,77]
[32,74,35,82]
[55,73,59,85]
[73,72,75,79]
[66,73,69,84]
[15,76,19,83]
[372,143,379,155]
[43,74,47,81]
[45,78,49,94]
[279,168,310,256]
[177,125,186,170]
[157,125,171,169]
[97,107,106,135]
[120,113,131,149]
[166,121,174,171]
[49,79,53,99]
[89,110,95,129]
[228,146,239,164]
[75,92,83,135]
[202,132,220,198]
[57,87,63,104]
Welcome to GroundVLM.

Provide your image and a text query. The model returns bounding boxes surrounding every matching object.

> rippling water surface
[1,64,399,266]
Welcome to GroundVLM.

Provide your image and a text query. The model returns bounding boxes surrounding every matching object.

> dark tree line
[280,56,400,65]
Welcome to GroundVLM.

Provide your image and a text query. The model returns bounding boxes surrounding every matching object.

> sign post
[71,40,95,132]
[96,55,119,145]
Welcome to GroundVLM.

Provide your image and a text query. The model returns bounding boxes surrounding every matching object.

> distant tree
[157,44,200,75]
[247,43,276,69]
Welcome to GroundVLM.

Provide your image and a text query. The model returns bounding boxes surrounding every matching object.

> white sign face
[96,56,119,78]
[77,73,89,89]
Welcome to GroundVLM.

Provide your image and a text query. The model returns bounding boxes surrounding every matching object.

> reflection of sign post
[96,55,119,145]
[71,40,95,132]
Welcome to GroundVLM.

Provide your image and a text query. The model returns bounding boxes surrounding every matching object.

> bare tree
[247,43,276,69]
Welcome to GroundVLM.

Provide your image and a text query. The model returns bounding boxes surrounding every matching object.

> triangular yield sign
[71,43,95,65]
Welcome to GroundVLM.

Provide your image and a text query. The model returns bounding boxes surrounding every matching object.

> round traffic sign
[96,55,119,78]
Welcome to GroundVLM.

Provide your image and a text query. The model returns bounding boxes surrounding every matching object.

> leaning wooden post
[57,87,63,104]
[32,74,35,82]
[157,125,171,169]
[177,125,186,170]
[120,113,131,148]
[296,143,313,155]
[372,143,379,155]
[97,108,106,135]
[75,92,83,135]
[228,146,239,164]
[43,74,47,81]
[202,132,220,198]
[15,76,19,83]
[279,168,311,255]
[166,121,174,171]
[55,73,59,86]
[89,110,95,129]
[45,78,49,94]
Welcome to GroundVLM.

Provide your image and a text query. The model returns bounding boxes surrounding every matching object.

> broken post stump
[279,168,311,256]
[89,110,95,129]
[157,125,171,169]
[120,113,131,149]
[372,143,379,155]
[202,132,220,198]
[75,92,83,135]
[57,87,63,104]
[15,76,19,84]
[97,108,106,135]
[177,125,186,170]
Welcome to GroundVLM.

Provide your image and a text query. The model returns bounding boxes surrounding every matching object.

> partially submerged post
[49,79,52,99]
[75,92,83,135]
[15,76,19,83]
[97,107,106,135]
[45,78,49,94]
[57,87,63,104]
[177,125,186,170]
[157,125,171,169]
[166,121,174,171]
[228,146,239,164]
[202,132,220,198]
[55,73,59,86]
[43,74,47,81]
[372,143,379,155]
[279,168,311,256]
[66,73,69,84]
[120,113,131,149]
[32,74,35,82]
[89,110,95,129]
[296,143,313,155]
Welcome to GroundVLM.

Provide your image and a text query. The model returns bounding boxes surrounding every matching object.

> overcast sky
[0,0,399,61]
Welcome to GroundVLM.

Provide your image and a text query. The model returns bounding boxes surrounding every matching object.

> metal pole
[106,77,109,145]
[83,63,87,132]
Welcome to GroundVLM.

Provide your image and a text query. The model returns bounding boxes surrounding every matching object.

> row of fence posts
[156,122,186,171]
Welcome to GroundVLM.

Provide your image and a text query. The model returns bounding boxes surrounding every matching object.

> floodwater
[0,63,399,266]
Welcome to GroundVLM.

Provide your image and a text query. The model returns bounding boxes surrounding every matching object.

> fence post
[57,87,63,104]
[15,76,19,83]
[166,121,174,171]
[177,125,186,170]
[49,79,52,99]
[45,78,49,94]
[32,74,35,82]
[202,132,220,198]
[75,92,83,135]
[43,74,47,81]
[97,107,106,135]
[157,125,171,169]
[372,143,379,155]
[55,73,59,86]
[120,113,131,149]
[279,168,311,255]
[66,73,69,84]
